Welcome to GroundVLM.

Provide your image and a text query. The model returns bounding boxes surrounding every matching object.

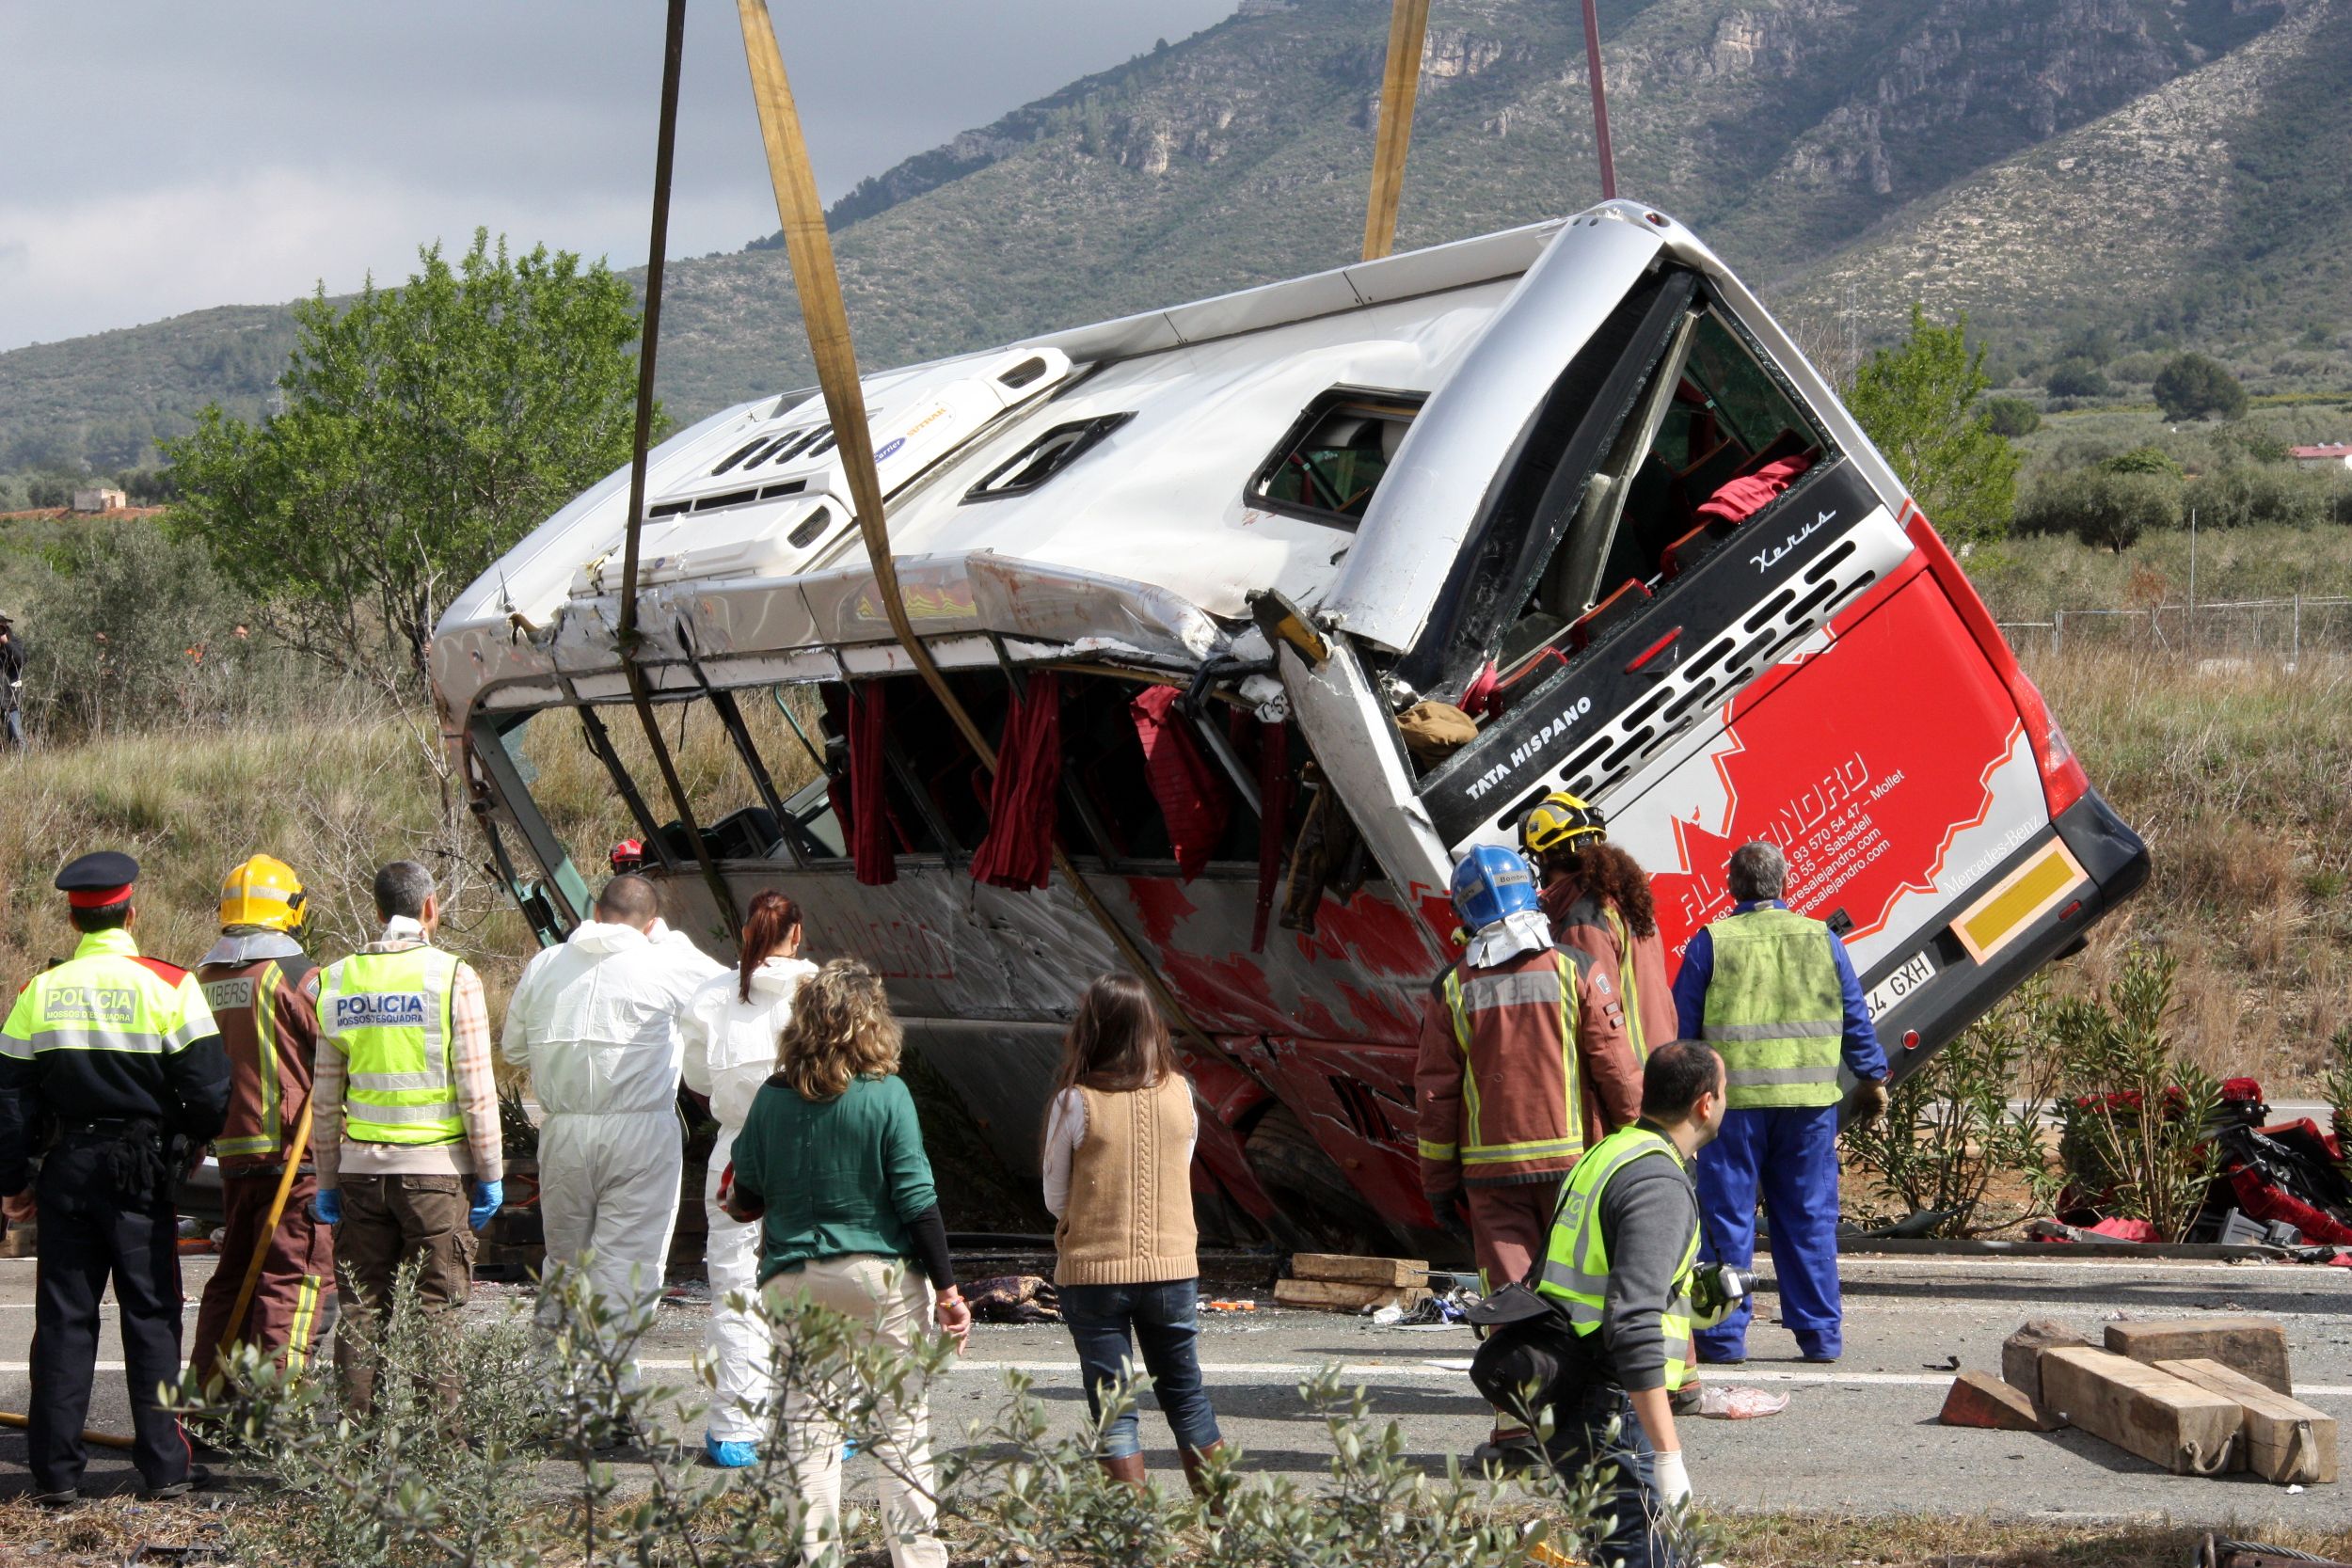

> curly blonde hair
[777,958,903,1101]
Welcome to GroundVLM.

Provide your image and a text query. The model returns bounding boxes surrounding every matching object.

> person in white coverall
[501,874,723,1375]
[678,889,815,1467]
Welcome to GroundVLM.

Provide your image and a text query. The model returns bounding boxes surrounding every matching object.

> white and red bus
[434,201,2145,1247]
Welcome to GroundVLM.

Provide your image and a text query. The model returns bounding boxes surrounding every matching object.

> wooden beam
[2040,1347,2241,1476]
[2158,1358,2337,1484]
[1291,1253,1430,1288]
[2106,1317,2292,1395]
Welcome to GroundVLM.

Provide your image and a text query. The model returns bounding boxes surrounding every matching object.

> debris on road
[966,1275,1060,1324]
[2106,1315,2292,1395]
[2002,1319,2090,1418]
[1276,1253,1433,1314]
[1939,1370,2054,1433]
[2158,1358,2338,1484]
[1694,1384,1788,1419]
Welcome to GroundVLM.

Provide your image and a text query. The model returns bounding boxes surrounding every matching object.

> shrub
[1981,397,2041,437]
[2013,467,2182,551]
[2185,463,2352,529]
[1840,980,2058,1236]
[2044,356,2110,398]
[2043,948,2220,1242]
[2107,350,2168,383]
[2103,444,2184,478]
[2153,353,2249,421]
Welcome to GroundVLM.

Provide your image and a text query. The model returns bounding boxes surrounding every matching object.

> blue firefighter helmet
[1450,844,1541,930]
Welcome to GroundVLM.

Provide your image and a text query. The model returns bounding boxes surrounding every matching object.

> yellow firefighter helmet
[219,854,307,933]
[1518,791,1607,856]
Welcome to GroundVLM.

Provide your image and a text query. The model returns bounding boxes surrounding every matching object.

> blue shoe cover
[705,1433,758,1468]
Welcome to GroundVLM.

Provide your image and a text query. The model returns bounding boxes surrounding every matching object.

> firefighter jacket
[197,932,322,1174]
[1540,877,1677,1066]
[1415,943,1640,1192]
[0,928,229,1195]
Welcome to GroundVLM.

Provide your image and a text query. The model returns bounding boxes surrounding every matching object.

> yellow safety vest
[318,946,463,1146]
[1534,1124,1700,1391]
[1700,906,1845,1109]
[1,928,215,1064]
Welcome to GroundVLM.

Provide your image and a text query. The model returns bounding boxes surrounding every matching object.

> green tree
[2152,352,2248,421]
[165,230,647,696]
[1847,303,2019,544]
[2014,467,2181,552]
[1980,397,2040,438]
[2043,356,2109,399]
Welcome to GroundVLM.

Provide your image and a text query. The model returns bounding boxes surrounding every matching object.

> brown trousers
[1468,1180,1565,1437]
[333,1174,475,1416]
[190,1168,335,1389]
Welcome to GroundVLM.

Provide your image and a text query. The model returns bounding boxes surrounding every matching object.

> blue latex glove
[469,1179,503,1232]
[313,1187,342,1226]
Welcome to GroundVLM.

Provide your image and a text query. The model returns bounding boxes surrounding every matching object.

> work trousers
[27,1137,192,1495]
[1693,1103,1843,1361]
[1058,1277,1222,1460]
[1467,1178,1565,1433]
[536,1109,681,1379]
[702,1126,772,1443]
[189,1167,334,1389]
[333,1173,475,1417]
[1471,1314,1686,1568]
[769,1255,947,1568]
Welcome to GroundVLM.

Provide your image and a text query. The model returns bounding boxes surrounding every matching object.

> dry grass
[2031,644,2352,1088]
[1713,1511,2352,1567]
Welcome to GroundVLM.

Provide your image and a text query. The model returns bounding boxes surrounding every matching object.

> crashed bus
[432,201,2148,1248]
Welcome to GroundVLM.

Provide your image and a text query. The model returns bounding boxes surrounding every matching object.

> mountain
[4,0,2345,477]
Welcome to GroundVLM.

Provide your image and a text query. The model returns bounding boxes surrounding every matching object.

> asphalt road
[3,1252,2349,1527]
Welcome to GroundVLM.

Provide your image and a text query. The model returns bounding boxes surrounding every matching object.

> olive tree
[1847,304,2020,545]
[165,230,649,701]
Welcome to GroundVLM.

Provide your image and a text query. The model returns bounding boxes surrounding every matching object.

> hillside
[1,0,2344,474]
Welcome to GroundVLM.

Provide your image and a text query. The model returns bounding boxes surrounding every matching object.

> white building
[70,486,128,513]
[2288,443,2352,471]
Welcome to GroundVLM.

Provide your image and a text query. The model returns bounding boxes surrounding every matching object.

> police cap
[56,849,139,911]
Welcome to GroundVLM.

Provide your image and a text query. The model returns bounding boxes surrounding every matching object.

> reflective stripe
[1724,1062,1843,1088]
[213,1134,276,1156]
[286,1275,321,1375]
[1460,970,1568,1011]
[1418,1139,1458,1162]
[0,1035,28,1060]
[351,1099,464,1125]
[1704,1020,1840,1042]
[349,1069,451,1094]
[1463,1136,1583,1164]
[24,1028,168,1054]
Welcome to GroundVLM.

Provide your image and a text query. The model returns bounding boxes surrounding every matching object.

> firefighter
[1519,793,1677,1064]
[311,861,504,1417]
[1468,1040,1728,1568]
[1671,840,1888,1365]
[1416,844,1640,1472]
[0,851,229,1506]
[187,856,333,1398]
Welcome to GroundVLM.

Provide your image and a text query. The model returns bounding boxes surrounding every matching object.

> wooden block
[1288,1253,1430,1288]
[1272,1277,1430,1313]
[2156,1358,2338,1484]
[1939,1370,2057,1432]
[2039,1347,2243,1475]
[2106,1317,2292,1395]
[2003,1319,2090,1416]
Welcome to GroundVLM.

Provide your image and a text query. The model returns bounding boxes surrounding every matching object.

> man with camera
[1469,1040,1736,1568]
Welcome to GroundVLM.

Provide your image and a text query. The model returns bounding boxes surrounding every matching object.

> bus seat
[1569,578,1655,654]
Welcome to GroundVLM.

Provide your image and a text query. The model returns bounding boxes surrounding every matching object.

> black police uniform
[0,852,229,1500]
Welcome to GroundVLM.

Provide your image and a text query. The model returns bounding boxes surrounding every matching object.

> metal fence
[1996,595,2352,666]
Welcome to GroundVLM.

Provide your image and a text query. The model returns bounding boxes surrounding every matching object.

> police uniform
[0,852,229,1502]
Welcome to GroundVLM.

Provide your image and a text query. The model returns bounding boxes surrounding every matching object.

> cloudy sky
[0,1,1237,353]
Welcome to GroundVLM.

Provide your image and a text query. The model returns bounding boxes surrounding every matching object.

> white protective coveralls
[501,917,725,1338]
[678,954,817,1443]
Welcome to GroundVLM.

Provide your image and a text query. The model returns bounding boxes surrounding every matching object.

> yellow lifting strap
[731,0,1224,1060]
[1361,0,1432,261]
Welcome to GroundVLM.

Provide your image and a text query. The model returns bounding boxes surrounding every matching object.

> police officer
[0,852,229,1506]
[1468,1041,1730,1568]
[187,856,333,1395]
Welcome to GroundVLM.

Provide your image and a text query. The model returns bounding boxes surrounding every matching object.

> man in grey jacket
[1470,1041,1727,1568]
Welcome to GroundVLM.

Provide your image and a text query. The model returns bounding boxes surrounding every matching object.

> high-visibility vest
[319,947,463,1146]
[1426,948,1585,1172]
[1534,1124,1699,1390]
[3,928,215,1065]
[1699,906,1844,1110]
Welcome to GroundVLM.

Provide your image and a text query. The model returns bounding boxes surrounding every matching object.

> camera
[1689,1262,1756,1323]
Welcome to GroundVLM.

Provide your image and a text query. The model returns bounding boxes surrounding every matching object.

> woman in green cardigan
[723,958,969,1568]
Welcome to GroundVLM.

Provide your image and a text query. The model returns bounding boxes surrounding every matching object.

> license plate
[1865,950,1936,1023]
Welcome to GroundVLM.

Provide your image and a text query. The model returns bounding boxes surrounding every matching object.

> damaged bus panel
[434,202,2147,1249]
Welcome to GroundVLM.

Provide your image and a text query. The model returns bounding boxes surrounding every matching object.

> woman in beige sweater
[1041,974,1224,1492]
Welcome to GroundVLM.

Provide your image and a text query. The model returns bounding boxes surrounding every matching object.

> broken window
[1249,388,1424,526]
[963,413,1135,501]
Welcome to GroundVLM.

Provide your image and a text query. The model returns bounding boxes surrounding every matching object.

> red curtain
[969,672,1062,892]
[1130,686,1229,882]
[847,683,897,886]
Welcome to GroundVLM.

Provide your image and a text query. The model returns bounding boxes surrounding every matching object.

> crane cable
[616,0,742,940]
[731,0,1221,1059]
[1361,0,1431,261]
